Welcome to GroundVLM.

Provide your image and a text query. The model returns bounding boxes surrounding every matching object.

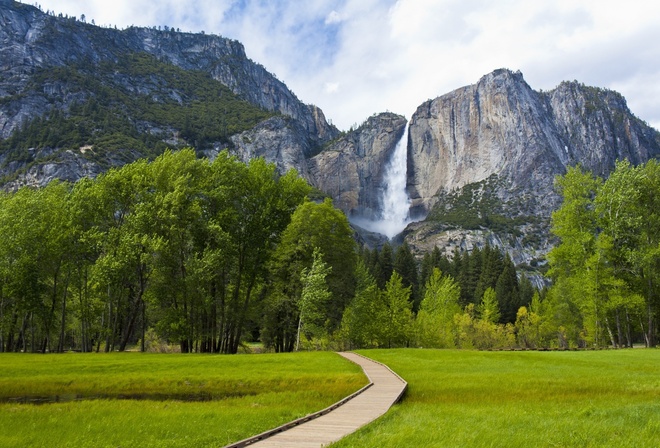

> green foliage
[358,242,538,349]
[393,242,419,310]
[297,248,333,348]
[262,198,356,352]
[478,287,500,324]
[338,261,383,349]
[546,161,659,347]
[514,301,542,349]
[0,150,311,354]
[381,271,413,348]
[415,268,461,348]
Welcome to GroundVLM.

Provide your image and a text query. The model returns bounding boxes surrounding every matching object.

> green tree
[478,287,500,324]
[143,149,210,352]
[415,268,461,348]
[264,198,355,352]
[376,242,394,289]
[600,160,660,347]
[381,271,413,348]
[474,243,503,301]
[209,155,310,353]
[394,242,419,311]
[339,261,384,349]
[297,248,332,350]
[546,165,603,346]
[495,254,520,323]
[0,183,73,352]
[458,247,482,305]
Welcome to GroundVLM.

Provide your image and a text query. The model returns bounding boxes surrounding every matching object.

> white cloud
[324,82,340,94]
[325,10,342,25]
[32,0,660,131]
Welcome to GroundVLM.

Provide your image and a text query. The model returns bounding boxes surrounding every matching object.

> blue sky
[32,0,660,131]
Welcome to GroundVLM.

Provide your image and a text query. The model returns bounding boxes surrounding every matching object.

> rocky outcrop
[227,116,314,178]
[407,69,660,217]
[545,81,660,176]
[308,113,406,219]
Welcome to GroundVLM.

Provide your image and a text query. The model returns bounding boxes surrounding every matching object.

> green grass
[0,352,366,448]
[331,349,660,448]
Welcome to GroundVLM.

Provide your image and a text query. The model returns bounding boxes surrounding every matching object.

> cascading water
[357,123,412,239]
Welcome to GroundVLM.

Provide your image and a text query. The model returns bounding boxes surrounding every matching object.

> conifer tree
[394,242,419,311]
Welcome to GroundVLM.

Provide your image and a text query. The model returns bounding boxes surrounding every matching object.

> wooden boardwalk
[226,352,407,448]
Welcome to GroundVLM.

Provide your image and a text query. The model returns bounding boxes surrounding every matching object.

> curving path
[226,352,407,448]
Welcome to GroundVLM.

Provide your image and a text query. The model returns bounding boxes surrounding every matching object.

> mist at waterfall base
[352,124,416,239]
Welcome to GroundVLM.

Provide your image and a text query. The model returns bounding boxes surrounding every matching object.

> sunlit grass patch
[0,352,365,447]
[331,349,660,448]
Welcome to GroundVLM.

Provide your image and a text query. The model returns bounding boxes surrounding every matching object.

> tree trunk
[119,290,143,352]
[6,310,17,352]
[615,310,623,348]
[647,278,657,347]
[625,310,633,348]
[140,299,146,353]
[58,282,68,352]
[119,258,149,352]
[105,288,113,352]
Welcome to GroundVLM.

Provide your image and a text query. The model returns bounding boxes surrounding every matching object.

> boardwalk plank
[234,352,407,448]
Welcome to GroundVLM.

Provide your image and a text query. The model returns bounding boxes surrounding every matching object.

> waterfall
[357,123,412,239]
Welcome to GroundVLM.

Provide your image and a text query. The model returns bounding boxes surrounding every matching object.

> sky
[30,0,660,131]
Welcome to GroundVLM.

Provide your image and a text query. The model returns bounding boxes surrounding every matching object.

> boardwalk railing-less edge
[224,352,407,448]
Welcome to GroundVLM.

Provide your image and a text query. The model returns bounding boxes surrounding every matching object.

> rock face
[0,1,337,147]
[402,69,660,270]
[228,116,316,178]
[309,113,406,220]
[407,69,660,217]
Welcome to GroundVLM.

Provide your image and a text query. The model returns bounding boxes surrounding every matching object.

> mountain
[2,1,660,274]
[408,69,660,215]
[0,0,337,186]
[402,69,660,271]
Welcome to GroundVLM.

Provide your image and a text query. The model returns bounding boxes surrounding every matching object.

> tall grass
[332,349,660,448]
[0,352,365,448]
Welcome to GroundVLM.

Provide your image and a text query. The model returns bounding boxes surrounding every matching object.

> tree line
[1,151,656,353]
[338,243,537,350]
[0,149,312,353]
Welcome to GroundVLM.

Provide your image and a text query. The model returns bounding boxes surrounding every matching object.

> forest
[0,151,657,353]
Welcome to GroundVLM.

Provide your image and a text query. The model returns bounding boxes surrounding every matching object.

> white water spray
[356,123,412,239]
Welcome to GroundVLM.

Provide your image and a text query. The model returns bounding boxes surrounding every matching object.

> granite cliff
[402,69,660,273]
[407,69,660,216]
[0,0,338,187]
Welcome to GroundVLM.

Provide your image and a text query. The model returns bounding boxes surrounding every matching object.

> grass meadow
[2,349,658,447]
[331,349,660,448]
[0,352,366,448]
